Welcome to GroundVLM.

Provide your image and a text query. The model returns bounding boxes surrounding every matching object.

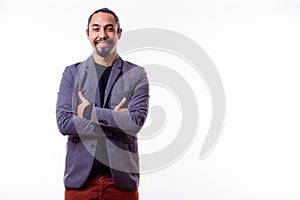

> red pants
[65,174,139,200]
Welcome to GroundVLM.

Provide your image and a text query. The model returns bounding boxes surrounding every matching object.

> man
[56,8,149,200]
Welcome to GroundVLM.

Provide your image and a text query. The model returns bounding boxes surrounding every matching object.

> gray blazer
[56,56,149,190]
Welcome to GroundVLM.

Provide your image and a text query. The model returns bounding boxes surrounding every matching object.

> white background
[1,0,300,199]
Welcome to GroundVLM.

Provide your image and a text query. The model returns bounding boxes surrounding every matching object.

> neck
[93,51,117,66]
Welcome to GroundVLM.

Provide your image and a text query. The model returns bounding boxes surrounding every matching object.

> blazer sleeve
[90,68,150,136]
[56,65,102,137]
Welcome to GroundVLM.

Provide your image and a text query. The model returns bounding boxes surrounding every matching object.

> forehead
[89,12,117,26]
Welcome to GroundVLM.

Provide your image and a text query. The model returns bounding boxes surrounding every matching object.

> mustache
[94,38,113,45]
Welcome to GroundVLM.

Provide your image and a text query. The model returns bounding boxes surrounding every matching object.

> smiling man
[56,8,149,200]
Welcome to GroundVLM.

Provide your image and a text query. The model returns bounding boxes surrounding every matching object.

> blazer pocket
[110,90,133,109]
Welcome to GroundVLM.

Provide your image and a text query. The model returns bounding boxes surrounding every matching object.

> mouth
[97,42,109,47]
[95,40,111,47]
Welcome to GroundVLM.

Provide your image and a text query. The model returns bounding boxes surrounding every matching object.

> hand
[77,91,90,117]
[114,97,128,112]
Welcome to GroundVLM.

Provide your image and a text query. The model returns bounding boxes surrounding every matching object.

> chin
[96,50,110,57]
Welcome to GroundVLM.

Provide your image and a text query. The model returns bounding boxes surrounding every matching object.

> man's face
[86,12,122,57]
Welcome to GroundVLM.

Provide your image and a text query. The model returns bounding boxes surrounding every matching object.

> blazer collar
[84,55,124,107]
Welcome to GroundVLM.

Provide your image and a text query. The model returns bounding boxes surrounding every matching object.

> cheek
[88,35,96,45]
[112,36,118,44]
[87,32,96,40]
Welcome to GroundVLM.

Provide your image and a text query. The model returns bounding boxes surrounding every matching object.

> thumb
[114,97,126,111]
[118,97,126,108]
[78,91,86,102]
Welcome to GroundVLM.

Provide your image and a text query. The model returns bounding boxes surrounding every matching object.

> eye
[92,28,99,31]
[105,27,114,32]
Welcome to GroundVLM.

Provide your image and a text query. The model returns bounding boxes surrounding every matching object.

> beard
[94,38,115,57]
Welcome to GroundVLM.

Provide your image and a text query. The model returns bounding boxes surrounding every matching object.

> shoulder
[64,62,81,73]
[123,60,143,70]
[62,62,82,80]
[121,60,146,75]
[118,60,148,86]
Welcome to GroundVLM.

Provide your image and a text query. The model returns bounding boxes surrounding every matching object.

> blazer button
[91,144,96,149]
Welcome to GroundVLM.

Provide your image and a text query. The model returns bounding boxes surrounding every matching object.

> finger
[119,108,128,112]
[78,91,86,102]
[117,97,126,108]
[114,97,126,111]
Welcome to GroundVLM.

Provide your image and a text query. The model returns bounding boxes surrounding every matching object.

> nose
[98,28,108,40]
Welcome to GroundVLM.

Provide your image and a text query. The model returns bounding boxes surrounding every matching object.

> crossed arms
[56,64,149,137]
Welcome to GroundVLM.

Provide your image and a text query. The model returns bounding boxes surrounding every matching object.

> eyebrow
[91,23,114,27]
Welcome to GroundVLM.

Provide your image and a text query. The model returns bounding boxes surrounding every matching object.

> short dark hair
[87,8,120,32]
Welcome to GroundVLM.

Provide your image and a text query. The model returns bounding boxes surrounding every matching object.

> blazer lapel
[84,56,100,105]
[103,56,123,107]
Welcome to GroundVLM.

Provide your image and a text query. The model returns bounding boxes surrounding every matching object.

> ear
[117,28,122,39]
[86,28,89,37]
